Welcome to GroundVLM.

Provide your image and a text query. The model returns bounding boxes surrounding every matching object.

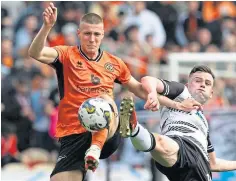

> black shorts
[155,136,212,181]
[50,129,121,179]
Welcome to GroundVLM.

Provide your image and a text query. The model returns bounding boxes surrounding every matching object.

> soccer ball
[78,97,112,132]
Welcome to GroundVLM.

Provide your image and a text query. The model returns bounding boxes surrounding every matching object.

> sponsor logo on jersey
[91,74,100,85]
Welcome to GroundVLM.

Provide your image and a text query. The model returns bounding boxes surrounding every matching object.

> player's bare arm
[124,76,160,111]
[124,76,200,112]
[124,77,146,99]
[209,151,236,171]
[141,76,202,111]
[28,2,58,64]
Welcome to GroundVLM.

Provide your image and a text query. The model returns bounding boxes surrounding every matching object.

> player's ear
[209,88,213,99]
[185,83,189,88]
[101,30,105,39]
[77,29,80,35]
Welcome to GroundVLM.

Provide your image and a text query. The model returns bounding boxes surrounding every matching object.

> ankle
[131,110,137,129]
[88,145,101,152]
[131,123,140,137]
[130,124,156,152]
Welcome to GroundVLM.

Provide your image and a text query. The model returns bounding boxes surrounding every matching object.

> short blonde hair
[80,13,103,24]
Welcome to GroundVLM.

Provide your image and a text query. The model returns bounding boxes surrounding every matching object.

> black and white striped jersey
[159,79,214,161]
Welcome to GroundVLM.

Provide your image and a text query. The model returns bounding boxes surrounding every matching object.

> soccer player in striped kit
[120,65,236,181]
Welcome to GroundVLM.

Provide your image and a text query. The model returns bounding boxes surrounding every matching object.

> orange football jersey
[50,46,131,138]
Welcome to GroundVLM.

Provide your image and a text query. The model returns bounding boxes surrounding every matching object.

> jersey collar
[78,46,103,62]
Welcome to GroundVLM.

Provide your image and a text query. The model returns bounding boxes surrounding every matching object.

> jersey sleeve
[207,134,215,153]
[50,46,69,67]
[115,59,131,84]
[159,79,185,100]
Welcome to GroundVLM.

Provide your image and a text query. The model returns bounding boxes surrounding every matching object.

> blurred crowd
[1,1,236,174]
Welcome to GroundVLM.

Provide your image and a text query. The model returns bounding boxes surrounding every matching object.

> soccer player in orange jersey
[29,3,201,181]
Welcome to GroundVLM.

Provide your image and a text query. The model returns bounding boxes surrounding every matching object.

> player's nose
[89,34,95,42]
[200,82,206,88]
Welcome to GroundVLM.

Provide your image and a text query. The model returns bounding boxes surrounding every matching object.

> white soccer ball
[78,97,112,132]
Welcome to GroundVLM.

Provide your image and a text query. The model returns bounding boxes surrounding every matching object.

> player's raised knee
[152,134,179,155]
[98,94,118,114]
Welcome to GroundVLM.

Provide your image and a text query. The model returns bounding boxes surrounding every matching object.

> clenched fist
[43,2,57,28]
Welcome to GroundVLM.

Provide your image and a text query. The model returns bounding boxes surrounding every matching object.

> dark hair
[189,65,215,80]
[80,13,103,24]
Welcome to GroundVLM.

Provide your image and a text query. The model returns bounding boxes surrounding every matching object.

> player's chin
[194,93,208,104]
[86,47,98,52]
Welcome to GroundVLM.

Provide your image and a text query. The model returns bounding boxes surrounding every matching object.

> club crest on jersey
[104,63,114,72]
[91,74,100,85]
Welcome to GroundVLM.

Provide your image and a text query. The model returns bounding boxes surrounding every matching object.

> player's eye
[94,33,101,36]
[206,82,211,86]
[84,32,91,35]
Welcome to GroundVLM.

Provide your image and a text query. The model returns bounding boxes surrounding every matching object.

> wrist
[42,23,54,30]
[173,102,181,110]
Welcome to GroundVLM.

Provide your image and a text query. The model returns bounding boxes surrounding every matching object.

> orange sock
[91,128,108,150]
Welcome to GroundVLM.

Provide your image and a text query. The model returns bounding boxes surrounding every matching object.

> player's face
[78,22,104,55]
[187,71,214,104]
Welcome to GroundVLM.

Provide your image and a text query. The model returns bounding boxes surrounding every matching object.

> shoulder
[54,45,76,51]
[103,51,123,63]
[175,86,192,100]
[160,80,188,100]
[53,46,78,57]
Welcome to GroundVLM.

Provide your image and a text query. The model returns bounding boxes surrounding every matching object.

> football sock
[130,123,156,152]
[91,128,108,150]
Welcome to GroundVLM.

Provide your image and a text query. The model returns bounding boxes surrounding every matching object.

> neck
[81,46,99,60]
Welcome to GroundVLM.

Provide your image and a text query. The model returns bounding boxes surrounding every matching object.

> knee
[98,94,118,114]
[152,134,179,155]
[98,95,119,132]
[150,135,179,167]
[50,173,60,181]
[50,176,56,181]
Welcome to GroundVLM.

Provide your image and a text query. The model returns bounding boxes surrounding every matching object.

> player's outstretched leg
[85,94,119,171]
[119,96,180,167]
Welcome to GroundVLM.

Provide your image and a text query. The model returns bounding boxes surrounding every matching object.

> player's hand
[176,98,202,112]
[144,92,160,111]
[43,2,57,28]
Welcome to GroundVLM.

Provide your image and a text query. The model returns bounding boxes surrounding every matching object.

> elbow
[28,48,34,58]
[140,77,146,84]
[141,76,152,84]
[210,164,218,172]
[28,48,39,60]
[141,76,158,88]
[210,161,218,172]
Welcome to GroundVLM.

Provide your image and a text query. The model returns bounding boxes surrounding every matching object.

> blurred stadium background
[1,1,236,181]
